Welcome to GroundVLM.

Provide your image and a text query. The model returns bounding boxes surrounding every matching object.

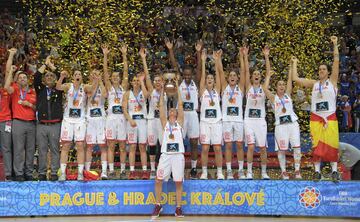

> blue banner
[0,180,359,217]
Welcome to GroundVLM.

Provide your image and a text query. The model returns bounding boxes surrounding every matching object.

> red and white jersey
[200,89,222,123]
[273,94,298,125]
[128,90,147,119]
[107,85,125,118]
[244,86,266,120]
[311,79,337,118]
[148,89,167,119]
[86,86,106,118]
[161,121,185,154]
[179,80,198,112]
[63,83,87,123]
[222,84,243,122]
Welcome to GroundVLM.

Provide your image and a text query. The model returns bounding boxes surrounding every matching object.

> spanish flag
[310,113,339,162]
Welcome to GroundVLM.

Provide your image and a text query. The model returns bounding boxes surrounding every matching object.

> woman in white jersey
[123,50,150,180]
[56,70,92,181]
[140,47,167,179]
[102,45,129,179]
[151,78,185,219]
[243,46,270,180]
[263,56,302,180]
[199,49,224,180]
[293,36,340,181]
[218,47,246,179]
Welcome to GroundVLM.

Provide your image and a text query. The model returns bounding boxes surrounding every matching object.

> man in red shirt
[4,49,37,181]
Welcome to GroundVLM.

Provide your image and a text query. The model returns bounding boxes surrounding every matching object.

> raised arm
[176,79,184,127]
[195,40,203,84]
[330,36,339,86]
[102,45,112,90]
[139,47,153,93]
[56,71,70,92]
[6,48,17,78]
[165,38,179,73]
[213,50,222,94]
[4,65,16,94]
[263,46,271,80]
[286,57,295,95]
[199,49,207,97]
[120,44,129,90]
[239,47,246,93]
[243,46,251,92]
[216,49,227,93]
[262,53,275,103]
[139,74,149,98]
[292,61,316,88]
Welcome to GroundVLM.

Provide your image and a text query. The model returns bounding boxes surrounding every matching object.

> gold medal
[73,100,79,106]
[169,134,174,139]
[229,98,234,103]
[114,98,120,104]
[91,100,98,106]
[210,101,215,106]
[47,96,51,101]
[282,107,286,113]
[137,104,142,110]
[186,93,191,100]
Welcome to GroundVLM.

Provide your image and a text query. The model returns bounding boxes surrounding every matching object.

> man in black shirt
[34,56,63,181]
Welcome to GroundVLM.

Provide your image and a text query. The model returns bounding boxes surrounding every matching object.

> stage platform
[0,180,359,218]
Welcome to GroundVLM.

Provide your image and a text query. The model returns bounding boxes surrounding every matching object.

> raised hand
[8,48,17,55]
[139,47,146,58]
[60,70,68,78]
[120,44,127,54]
[165,38,173,50]
[201,49,207,62]
[10,65,17,73]
[243,46,249,55]
[330,36,338,45]
[102,44,110,55]
[195,40,203,52]
[291,56,298,64]
[262,45,270,57]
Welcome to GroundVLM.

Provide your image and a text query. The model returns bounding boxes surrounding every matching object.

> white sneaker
[77,173,84,181]
[150,171,156,179]
[101,172,108,180]
[261,172,270,180]
[246,172,253,180]
[294,170,302,179]
[226,170,234,180]
[58,172,66,181]
[238,170,246,179]
[217,172,225,180]
[281,171,289,180]
[200,172,208,180]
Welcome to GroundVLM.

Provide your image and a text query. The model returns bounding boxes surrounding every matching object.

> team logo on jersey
[299,186,322,209]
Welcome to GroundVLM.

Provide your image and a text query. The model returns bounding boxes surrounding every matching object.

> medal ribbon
[73,85,80,103]
[46,87,52,99]
[186,82,191,98]
[280,96,286,110]
[92,85,99,103]
[114,86,121,100]
[253,87,260,97]
[229,86,235,100]
[207,89,214,103]
[134,90,142,107]
[169,123,173,136]
[20,87,28,100]
[319,82,322,95]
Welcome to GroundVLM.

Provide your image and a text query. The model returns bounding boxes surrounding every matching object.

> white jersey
[86,86,106,118]
[273,94,298,125]
[200,89,222,123]
[311,79,337,118]
[179,80,198,112]
[107,85,125,118]
[63,83,87,123]
[148,89,167,119]
[222,84,243,122]
[244,86,266,120]
[161,121,185,154]
[128,90,147,119]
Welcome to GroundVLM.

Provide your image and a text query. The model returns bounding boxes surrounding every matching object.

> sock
[121,163,126,172]
[293,148,301,171]
[85,162,91,171]
[247,162,253,173]
[226,162,232,171]
[101,161,107,173]
[109,163,114,172]
[238,161,244,171]
[277,151,286,172]
[78,164,84,174]
[191,160,197,169]
[150,161,156,171]
[261,164,267,174]
[202,166,207,174]
[130,166,135,171]
[314,162,321,172]
[217,167,223,174]
[60,164,67,174]
[330,162,338,172]
[142,165,147,171]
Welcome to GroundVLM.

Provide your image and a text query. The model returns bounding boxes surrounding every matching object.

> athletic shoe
[246,172,253,180]
[5,176,12,181]
[190,168,198,179]
[151,204,163,219]
[77,173,84,181]
[294,170,302,179]
[58,172,66,181]
[108,171,116,180]
[200,172,208,180]
[101,172,108,180]
[331,171,340,181]
[25,175,34,181]
[150,171,156,179]
[281,171,289,180]
[38,174,47,181]
[217,172,225,180]
[142,171,150,180]
[226,170,234,180]
[50,174,58,181]
[15,175,25,182]
[175,207,184,218]
[128,171,136,180]
[238,170,246,179]
[261,173,270,180]
[313,171,322,181]
[119,171,127,180]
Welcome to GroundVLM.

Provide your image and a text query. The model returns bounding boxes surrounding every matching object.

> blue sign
[0,180,359,217]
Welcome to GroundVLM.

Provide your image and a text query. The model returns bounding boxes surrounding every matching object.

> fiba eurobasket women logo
[299,186,322,209]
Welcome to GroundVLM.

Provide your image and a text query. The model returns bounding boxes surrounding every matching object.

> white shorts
[60,118,86,142]
[244,119,267,147]
[200,121,222,145]
[223,121,244,143]
[147,118,163,146]
[156,153,185,182]
[106,116,127,141]
[86,117,106,145]
[274,121,301,151]
[127,119,147,144]
[183,111,199,139]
